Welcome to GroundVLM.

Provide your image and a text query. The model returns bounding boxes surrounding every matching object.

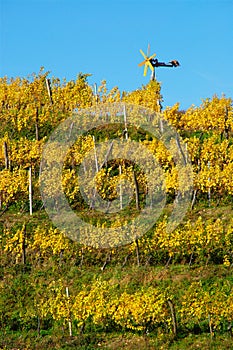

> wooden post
[119,164,123,210]
[157,99,162,113]
[90,136,99,209]
[94,83,98,102]
[123,105,128,140]
[101,252,111,271]
[150,68,155,81]
[35,107,39,141]
[208,314,214,338]
[3,141,9,169]
[159,117,164,134]
[133,170,139,210]
[120,105,128,211]
[208,161,211,207]
[22,224,26,265]
[29,166,33,215]
[37,316,41,337]
[191,189,197,210]
[224,106,229,140]
[167,299,177,337]
[93,135,99,172]
[135,238,140,266]
[46,78,53,105]
[66,287,72,336]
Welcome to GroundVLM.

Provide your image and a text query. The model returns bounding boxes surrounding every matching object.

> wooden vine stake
[35,107,39,141]
[22,224,26,266]
[46,78,53,105]
[3,141,9,169]
[167,299,177,337]
[119,164,123,210]
[90,135,99,209]
[93,83,98,103]
[208,161,211,207]
[29,166,33,215]
[66,287,72,336]
[123,104,128,140]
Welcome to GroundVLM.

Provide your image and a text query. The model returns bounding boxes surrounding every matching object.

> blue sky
[0,0,232,110]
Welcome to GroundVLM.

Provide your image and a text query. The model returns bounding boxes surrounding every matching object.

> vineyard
[0,68,233,349]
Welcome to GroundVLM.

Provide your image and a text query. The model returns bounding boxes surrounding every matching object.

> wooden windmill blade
[138,59,146,67]
[143,64,149,77]
[138,49,148,67]
[138,45,156,77]
[139,49,147,61]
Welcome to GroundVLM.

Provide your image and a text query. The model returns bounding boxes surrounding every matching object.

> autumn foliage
[0,68,233,346]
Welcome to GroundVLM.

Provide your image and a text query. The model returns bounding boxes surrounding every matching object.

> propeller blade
[143,64,148,76]
[138,60,147,67]
[139,49,147,60]
[148,53,156,60]
[147,43,150,56]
